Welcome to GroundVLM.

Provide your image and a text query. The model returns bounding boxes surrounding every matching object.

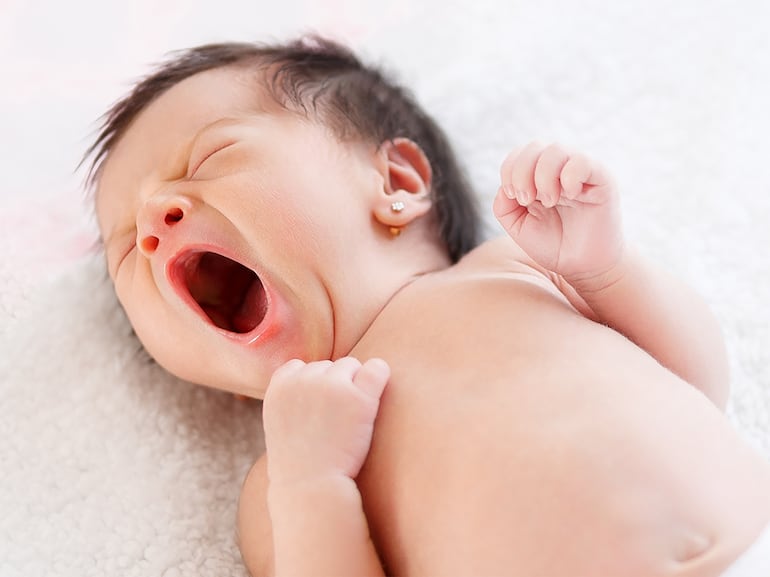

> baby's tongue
[232,281,266,333]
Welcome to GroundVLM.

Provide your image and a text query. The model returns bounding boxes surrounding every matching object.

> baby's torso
[352,237,770,577]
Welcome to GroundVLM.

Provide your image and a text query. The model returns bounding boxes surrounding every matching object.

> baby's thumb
[353,358,390,400]
[493,186,526,234]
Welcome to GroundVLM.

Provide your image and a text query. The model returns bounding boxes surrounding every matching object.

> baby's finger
[560,153,613,200]
[500,143,538,206]
[296,359,336,383]
[534,144,570,208]
[352,358,390,400]
[270,358,306,383]
[324,356,363,381]
[559,153,591,198]
[499,146,524,191]
[493,186,529,236]
[507,141,544,206]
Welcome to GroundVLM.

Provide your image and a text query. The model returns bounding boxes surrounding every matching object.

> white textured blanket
[2,1,769,575]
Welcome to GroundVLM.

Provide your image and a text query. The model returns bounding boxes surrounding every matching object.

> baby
[88,36,770,576]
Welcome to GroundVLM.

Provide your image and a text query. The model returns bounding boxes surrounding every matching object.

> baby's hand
[263,357,389,486]
[493,142,624,283]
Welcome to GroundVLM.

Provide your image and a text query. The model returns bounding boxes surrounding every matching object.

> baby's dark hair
[84,35,480,262]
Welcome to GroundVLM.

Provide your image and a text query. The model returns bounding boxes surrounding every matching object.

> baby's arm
[240,357,388,577]
[494,142,729,408]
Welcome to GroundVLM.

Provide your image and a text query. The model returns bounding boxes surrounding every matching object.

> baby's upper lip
[167,245,269,338]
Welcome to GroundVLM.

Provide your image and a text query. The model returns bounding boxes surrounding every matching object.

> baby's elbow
[237,506,272,577]
[707,342,731,412]
[681,331,730,412]
[702,379,729,412]
[690,359,730,412]
[238,457,275,577]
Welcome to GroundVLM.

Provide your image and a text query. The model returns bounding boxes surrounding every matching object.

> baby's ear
[372,138,433,229]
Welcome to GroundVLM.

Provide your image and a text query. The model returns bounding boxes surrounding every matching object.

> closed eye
[188,141,237,178]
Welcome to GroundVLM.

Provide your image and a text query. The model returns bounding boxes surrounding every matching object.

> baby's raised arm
[494,142,729,408]
[239,358,388,577]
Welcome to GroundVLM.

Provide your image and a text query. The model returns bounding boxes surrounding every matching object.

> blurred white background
[4,0,769,293]
[3,0,770,259]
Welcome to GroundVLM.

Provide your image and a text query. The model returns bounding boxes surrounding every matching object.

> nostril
[140,235,160,254]
[165,207,184,225]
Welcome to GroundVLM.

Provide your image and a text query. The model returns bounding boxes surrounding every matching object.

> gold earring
[389,201,405,236]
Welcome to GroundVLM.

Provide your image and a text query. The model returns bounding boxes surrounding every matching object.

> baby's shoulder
[438,236,558,290]
[457,235,532,267]
[353,237,571,355]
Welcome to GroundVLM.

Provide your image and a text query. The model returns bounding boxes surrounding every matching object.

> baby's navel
[673,528,712,565]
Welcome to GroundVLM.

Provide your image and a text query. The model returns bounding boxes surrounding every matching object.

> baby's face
[95,67,388,397]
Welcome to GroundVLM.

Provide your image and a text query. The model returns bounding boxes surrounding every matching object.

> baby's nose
[136,194,192,257]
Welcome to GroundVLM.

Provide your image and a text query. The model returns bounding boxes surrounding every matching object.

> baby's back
[352,237,770,577]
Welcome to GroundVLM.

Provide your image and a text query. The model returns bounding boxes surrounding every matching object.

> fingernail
[517,188,530,206]
[502,184,516,199]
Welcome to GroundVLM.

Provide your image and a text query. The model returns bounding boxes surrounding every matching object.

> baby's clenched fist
[494,141,624,283]
[263,357,389,487]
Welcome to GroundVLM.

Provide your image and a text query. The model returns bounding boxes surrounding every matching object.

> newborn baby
[88,36,770,576]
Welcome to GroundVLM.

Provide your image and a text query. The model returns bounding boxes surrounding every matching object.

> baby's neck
[330,234,452,359]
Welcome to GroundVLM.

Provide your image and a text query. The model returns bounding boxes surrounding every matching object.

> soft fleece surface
[2,1,769,575]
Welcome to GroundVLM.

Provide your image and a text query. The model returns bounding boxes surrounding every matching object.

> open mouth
[171,251,268,334]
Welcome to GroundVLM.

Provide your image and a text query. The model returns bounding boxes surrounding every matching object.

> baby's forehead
[101,69,269,178]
